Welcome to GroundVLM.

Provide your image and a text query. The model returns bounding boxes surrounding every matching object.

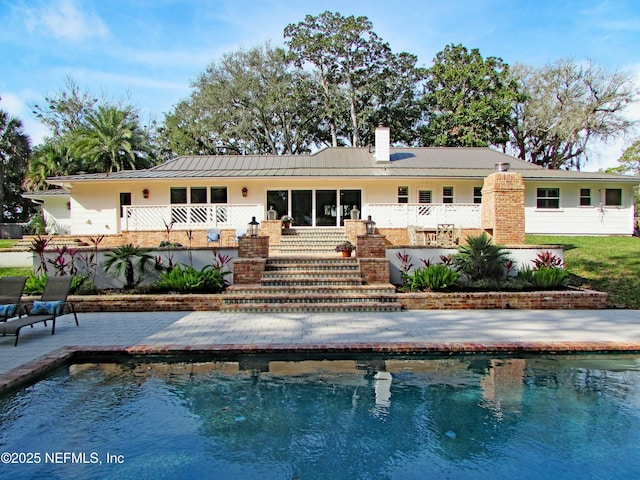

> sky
[1,0,639,171]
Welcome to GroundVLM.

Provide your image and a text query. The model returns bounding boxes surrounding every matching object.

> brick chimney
[374,125,390,162]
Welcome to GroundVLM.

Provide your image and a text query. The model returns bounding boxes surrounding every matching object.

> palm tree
[0,108,31,221]
[24,141,75,192]
[103,244,154,290]
[74,106,153,173]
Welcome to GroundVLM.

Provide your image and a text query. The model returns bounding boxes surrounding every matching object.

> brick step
[266,257,358,266]
[222,293,398,305]
[263,268,361,277]
[226,284,396,296]
[13,236,89,249]
[261,277,364,287]
[265,263,359,271]
[220,302,402,313]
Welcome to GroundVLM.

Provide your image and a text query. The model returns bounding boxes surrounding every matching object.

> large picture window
[536,188,560,209]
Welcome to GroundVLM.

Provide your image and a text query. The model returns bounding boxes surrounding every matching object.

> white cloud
[23,0,109,42]
[0,92,51,145]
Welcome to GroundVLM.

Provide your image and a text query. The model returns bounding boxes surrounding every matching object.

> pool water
[1,355,640,479]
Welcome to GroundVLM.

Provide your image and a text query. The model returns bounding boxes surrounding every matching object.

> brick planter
[398,288,607,310]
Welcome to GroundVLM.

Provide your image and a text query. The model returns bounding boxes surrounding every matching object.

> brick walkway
[1,309,639,393]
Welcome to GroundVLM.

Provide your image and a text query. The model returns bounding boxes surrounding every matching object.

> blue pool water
[1,354,639,479]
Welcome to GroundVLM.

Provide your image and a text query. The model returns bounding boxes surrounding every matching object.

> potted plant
[335,240,356,257]
[281,215,294,228]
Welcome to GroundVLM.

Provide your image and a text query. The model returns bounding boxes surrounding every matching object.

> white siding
[524,182,636,235]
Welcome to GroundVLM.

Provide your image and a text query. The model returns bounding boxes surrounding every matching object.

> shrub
[403,264,459,292]
[154,264,230,294]
[453,233,512,282]
[530,267,569,289]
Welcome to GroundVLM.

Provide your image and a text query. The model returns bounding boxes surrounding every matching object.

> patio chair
[206,228,221,242]
[436,224,456,247]
[0,276,79,346]
[0,276,28,322]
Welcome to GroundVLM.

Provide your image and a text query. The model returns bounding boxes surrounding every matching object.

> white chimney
[375,125,390,162]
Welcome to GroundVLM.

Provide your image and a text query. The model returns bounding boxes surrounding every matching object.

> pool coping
[3,341,640,396]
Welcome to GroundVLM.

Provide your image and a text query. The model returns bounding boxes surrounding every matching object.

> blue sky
[1,0,639,170]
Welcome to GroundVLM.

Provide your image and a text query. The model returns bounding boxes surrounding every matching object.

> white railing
[123,204,262,231]
[366,203,482,228]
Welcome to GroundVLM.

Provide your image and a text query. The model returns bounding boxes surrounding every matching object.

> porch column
[481,168,526,245]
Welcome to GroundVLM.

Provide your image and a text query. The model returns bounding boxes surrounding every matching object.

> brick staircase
[12,235,89,249]
[272,227,347,256]
[221,256,401,313]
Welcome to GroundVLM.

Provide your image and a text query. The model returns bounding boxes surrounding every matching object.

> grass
[527,235,640,309]
[0,239,18,248]
[0,267,32,278]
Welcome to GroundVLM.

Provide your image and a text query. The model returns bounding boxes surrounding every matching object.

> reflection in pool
[1,355,640,479]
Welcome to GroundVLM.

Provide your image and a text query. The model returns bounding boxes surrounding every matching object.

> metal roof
[45,147,640,184]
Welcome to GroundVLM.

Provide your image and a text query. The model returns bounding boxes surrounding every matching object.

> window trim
[605,188,623,207]
[442,186,454,204]
[579,188,591,207]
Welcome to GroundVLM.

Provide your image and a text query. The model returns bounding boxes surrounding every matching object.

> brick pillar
[355,234,386,258]
[237,236,269,258]
[344,219,367,245]
[260,220,281,246]
[481,171,526,245]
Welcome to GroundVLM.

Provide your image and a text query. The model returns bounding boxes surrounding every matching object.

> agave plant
[453,233,512,282]
[103,244,154,290]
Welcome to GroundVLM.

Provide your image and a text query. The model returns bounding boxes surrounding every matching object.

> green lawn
[0,239,18,248]
[0,267,32,277]
[527,235,640,309]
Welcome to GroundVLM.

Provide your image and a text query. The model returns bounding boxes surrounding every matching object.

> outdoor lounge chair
[0,276,78,346]
[0,276,27,322]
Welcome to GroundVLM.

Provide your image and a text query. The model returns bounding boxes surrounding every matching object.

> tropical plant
[103,244,154,290]
[532,251,564,269]
[23,272,85,295]
[517,265,570,289]
[453,233,512,282]
[403,264,459,292]
[28,235,50,274]
[154,264,230,294]
[281,215,294,224]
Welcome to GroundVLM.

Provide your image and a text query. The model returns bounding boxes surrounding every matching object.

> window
[605,188,622,206]
[170,187,187,204]
[398,186,409,204]
[190,187,207,204]
[119,192,131,218]
[210,187,228,204]
[442,186,454,204]
[536,188,560,209]
[473,186,482,204]
[579,188,591,206]
[418,190,432,203]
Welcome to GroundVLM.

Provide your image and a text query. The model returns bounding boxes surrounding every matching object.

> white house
[28,126,638,242]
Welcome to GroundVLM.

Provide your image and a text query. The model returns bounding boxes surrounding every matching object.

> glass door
[339,190,361,225]
[292,190,312,226]
[316,190,338,226]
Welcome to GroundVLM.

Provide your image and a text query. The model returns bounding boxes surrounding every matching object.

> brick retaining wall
[63,288,607,312]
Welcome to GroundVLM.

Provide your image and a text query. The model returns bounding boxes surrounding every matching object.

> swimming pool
[1,354,639,479]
